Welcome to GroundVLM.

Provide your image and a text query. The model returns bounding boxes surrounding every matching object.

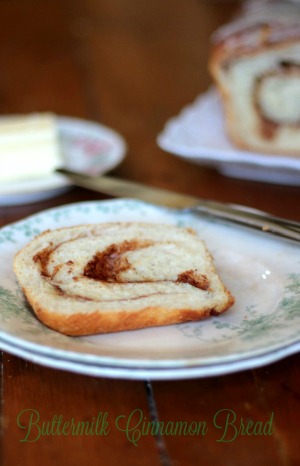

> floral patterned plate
[0,199,299,380]
[0,117,126,206]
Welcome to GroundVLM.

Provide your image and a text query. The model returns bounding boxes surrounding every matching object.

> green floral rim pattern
[0,199,299,372]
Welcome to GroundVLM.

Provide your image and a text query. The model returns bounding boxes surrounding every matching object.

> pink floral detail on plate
[73,137,112,157]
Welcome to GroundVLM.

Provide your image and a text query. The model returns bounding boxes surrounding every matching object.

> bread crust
[21,286,234,336]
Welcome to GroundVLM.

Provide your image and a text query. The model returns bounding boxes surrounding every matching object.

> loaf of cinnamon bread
[209,0,300,155]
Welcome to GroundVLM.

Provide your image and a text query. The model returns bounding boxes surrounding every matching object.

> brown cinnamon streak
[177,270,210,290]
[83,239,153,282]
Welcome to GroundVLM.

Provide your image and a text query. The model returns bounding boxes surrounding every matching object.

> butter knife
[57,168,300,243]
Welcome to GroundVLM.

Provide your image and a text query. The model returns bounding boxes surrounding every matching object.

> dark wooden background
[0,1,299,465]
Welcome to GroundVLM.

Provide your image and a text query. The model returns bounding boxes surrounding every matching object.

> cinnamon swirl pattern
[13,223,234,336]
[209,0,300,155]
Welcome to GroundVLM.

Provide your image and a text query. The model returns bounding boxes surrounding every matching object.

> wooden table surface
[1,1,299,465]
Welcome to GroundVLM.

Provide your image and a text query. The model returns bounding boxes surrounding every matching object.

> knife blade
[57,168,300,243]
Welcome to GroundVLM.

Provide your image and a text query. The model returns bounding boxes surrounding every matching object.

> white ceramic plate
[157,88,300,185]
[0,199,299,379]
[0,117,126,206]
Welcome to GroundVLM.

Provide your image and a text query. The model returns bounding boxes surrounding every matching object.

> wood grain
[0,0,299,465]
[152,355,300,466]
[2,354,160,466]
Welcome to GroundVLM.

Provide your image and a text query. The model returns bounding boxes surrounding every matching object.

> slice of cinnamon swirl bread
[209,0,300,155]
[13,223,234,336]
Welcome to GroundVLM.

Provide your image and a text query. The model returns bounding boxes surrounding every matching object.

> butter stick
[0,113,63,183]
